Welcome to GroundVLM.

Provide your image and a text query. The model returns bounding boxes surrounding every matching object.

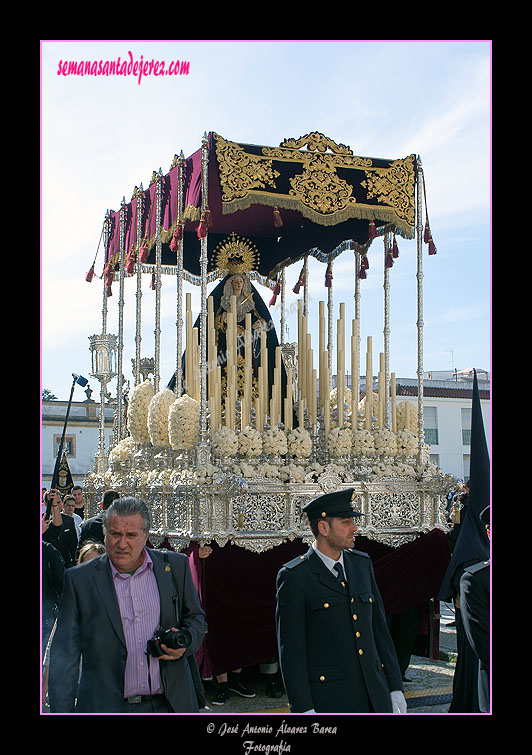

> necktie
[333,561,347,587]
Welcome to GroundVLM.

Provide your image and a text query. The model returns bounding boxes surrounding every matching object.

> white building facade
[41,399,115,488]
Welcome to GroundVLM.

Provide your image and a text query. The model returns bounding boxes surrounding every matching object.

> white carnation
[373,429,398,456]
[395,429,417,455]
[168,394,200,450]
[212,426,239,456]
[238,426,263,457]
[127,380,154,443]
[352,429,375,456]
[109,435,136,463]
[262,426,288,456]
[147,388,175,447]
[286,427,312,458]
[327,426,352,456]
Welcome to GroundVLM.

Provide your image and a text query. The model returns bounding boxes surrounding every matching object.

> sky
[41,40,491,402]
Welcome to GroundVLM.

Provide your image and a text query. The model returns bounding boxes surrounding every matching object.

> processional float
[84,131,454,554]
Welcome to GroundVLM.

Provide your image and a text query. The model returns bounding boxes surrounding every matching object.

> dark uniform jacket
[460,560,490,713]
[49,548,207,713]
[276,546,403,713]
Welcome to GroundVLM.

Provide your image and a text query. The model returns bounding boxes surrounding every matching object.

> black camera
[147,627,192,658]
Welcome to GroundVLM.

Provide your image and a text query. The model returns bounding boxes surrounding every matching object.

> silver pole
[134,185,144,386]
[117,198,126,440]
[175,151,185,396]
[383,232,391,427]
[154,170,163,393]
[416,158,425,461]
[199,133,209,450]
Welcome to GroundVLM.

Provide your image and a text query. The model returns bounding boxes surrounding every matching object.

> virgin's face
[231,276,244,296]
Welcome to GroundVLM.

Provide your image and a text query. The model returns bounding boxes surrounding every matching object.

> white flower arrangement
[127,379,154,443]
[109,435,136,463]
[147,388,175,447]
[286,427,312,458]
[212,426,239,456]
[262,426,288,456]
[396,401,419,434]
[373,429,398,456]
[395,429,418,456]
[327,426,352,456]
[352,429,375,456]
[233,461,258,479]
[168,394,200,450]
[287,463,306,483]
[257,461,283,479]
[238,426,263,457]
[370,460,396,478]
[194,463,219,485]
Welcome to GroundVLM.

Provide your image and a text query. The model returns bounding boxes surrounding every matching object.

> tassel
[124,253,136,274]
[269,281,281,307]
[427,236,437,255]
[358,265,367,280]
[361,255,369,270]
[85,265,95,283]
[385,252,393,268]
[150,273,156,290]
[204,208,212,229]
[423,220,431,243]
[106,285,113,297]
[325,262,333,288]
[293,265,305,294]
[273,206,283,228]
[197,214,208,239]
[139,240,149,263]
[392,236,399,258]
[368,220,377,239]
[169,224,183,251]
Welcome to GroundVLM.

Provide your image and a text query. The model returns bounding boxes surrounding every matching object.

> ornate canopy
[103,131,418,282]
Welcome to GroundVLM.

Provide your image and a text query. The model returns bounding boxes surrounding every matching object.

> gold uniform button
[321,512,327,517]
[356,631,361,638]
[323,603,329,608]
[350,597,354,603]
[320,675,325,681]
[369,598,373,603]
[352,614,358,621]
[358,649,364,656]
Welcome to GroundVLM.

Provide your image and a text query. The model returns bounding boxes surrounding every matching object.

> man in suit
[460,505,490,713]
[276,488,406,714]
[49,496,207,713]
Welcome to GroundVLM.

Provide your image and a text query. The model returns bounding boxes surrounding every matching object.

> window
[424,407,438,446]
[54,435,76,458]
[461,408,471,446]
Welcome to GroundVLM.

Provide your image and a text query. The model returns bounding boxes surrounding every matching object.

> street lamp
[89,333,118,474]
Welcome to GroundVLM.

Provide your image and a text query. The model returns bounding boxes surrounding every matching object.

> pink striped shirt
[110,549,164,698]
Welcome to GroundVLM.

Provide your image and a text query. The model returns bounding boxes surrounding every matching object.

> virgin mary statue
[168,233,289,423]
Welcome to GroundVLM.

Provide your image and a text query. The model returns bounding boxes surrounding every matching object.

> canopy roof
[104,131,418,282]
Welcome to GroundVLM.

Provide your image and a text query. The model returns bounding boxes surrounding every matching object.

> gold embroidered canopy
[102,131,418,282]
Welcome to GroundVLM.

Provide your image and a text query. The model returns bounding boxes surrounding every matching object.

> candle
[365,336,373,430]
[319,301,325,407]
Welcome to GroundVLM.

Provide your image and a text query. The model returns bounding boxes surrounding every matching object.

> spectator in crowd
[78,489,120,552]
[48,496,207,713]
[42,510,65,708]
[72,484,85,519]
[62,495,82,540]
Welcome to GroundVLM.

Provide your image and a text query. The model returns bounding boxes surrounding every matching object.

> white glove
[390,690,407,713]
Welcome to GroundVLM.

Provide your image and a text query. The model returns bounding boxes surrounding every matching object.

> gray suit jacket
[49,548,206,713]
[276,546,403,713]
